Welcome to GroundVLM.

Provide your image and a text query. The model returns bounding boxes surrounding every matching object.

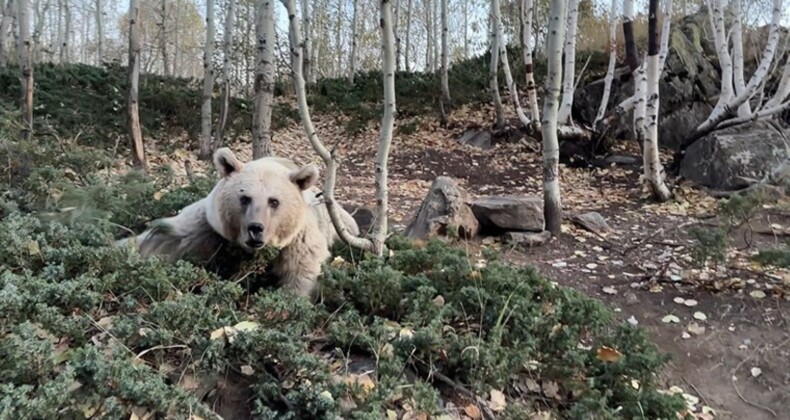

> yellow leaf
[209,327,226,340]
[27,240,40,256]
[489,389,507,412]
[596,346,623,363]
[153,190,164,201]
[233,321,260,332]
[463,404,482,419]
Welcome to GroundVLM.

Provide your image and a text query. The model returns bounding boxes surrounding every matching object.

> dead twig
[682,376,710,407]
[413,361,496,420]
[731,377,777,418]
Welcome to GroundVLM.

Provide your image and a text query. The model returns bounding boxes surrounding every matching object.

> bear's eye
[268,198,280,209]
[240,195,252,206]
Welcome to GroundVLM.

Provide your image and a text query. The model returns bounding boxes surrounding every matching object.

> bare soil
[150,103,790,419]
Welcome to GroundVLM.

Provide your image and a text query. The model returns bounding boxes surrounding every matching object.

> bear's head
[211,148,319,251]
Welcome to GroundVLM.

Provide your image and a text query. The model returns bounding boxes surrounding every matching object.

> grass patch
[0,121,688,419]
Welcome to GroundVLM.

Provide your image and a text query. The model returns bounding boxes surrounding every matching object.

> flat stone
[571,212,612,234]
[471,195,544,232]
[502,231,552,247]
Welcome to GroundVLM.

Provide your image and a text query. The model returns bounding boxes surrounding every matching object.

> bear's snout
[246,223,265,248]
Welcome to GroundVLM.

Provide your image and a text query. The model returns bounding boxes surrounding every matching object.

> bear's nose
[247,223,264,244]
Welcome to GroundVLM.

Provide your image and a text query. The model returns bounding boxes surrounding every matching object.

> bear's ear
[214,148,244,178]
[289,164,319,190]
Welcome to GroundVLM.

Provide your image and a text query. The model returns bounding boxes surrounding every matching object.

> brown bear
[117,148,360,297]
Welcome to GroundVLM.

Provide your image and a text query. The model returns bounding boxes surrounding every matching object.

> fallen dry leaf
[596,346,623,363]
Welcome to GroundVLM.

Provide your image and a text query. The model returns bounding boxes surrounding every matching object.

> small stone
[625,293,639,305]
[693,312,707,321]
[571,212,612,234]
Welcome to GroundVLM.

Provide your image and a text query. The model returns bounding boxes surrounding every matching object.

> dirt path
[153,106,790,419]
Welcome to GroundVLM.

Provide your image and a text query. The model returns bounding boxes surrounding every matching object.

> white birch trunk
[252,0,275,159]
[521,0,540,128]
[173,0,181,76]
[0,0,15,67]
[706,0,734,118]
[488,11,505,128]
[594,0,618,126]
[440,0,449,104]
[404,0,411,71]
[764,59,790,109]
[347,0,358,83]
[159,0,169,75]
[214,0,234,148]
[333,0,342,77]
[493,0,530,127]
[462,0,468,58]
[557,0,578,124]
[393,0,400,71]
[372,0,397,254]
[301,0,312,84]
[644,0,671,201]
[730,0,749,118]
[431,0,437,71]
[95,0,103,65]
[280,0,393,256]
[61,0,69,62]
[425,0,432,72]
[542,0,568,236]
[199,0,215,160]
[127,0,146,169]
[697,0,783,133]
[17,0,32,139]
[657,0,672,71]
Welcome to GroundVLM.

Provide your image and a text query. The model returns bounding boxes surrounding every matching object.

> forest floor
[140,102,790,420]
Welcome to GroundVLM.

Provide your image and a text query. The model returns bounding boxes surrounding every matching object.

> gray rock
[571,212,612,234]
[503,231,552,247]
[471,196,544,232]
[404,177,479,239]
[680,121,789,190]
[457,129,492,149]
[658,102,714,150]
[573,8,722,149]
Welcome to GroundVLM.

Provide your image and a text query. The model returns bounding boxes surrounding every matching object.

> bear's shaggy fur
[117,148,360,297]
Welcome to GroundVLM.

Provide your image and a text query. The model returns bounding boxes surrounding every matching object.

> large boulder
[404,177,479,239]
[573,7,722,149]
[680,121,789,190]
[471,196,544,232]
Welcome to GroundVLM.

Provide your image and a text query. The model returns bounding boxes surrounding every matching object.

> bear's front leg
[272,231,331,298]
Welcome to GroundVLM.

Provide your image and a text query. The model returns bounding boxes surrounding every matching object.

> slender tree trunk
[252,0,275,159]
[431,0,437,71]
[644,0,671,201]
[404,0,411,71]
[439,0,449,104]
[696,0,783,134]
[95,0,103,65]
[594,0,618,126]
[622,0,646,147]
[199,0,215,160]
[489,12,505,129]
[462,0,468,59]
[0,0,15,67]
[214,0,234,149]
[333,0,342,77]
[280,0,394,256]
[542,0,568,236]
[347,0,358,83]
[425,0,432,71]
[158,0,170,75]
[127,0,146,170]
[764,59,790,109]
[61,0,69,62]
[173,0,181,76]
[301,0,312,84]
[372,0,396,254]
[493,0,530,127]
[393,0,400,71]
[730,0,749,118]
[557,0,578,123]
[706,0,733,118]
[521,0,540,128]
[16,0,32,139]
